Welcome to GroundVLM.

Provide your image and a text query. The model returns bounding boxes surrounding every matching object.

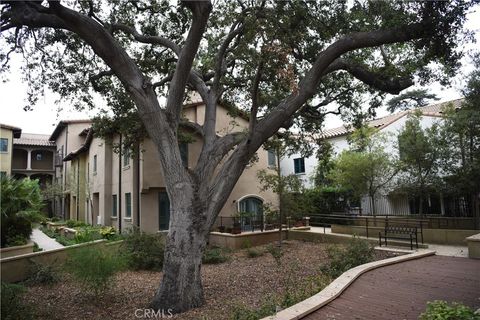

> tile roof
[321,99,463,140]
[14,133,56,147]
[49,119,92,141]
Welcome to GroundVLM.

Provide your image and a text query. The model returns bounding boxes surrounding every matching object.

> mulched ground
[22,240,402,320]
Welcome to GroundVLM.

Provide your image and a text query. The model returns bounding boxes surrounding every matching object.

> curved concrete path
[30,228,64,251]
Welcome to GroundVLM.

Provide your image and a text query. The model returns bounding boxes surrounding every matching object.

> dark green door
[158,192,170,231]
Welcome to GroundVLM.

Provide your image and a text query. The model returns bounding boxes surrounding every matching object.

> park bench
[379,225,418,250]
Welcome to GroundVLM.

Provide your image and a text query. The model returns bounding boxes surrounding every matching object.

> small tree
[1,177,45,247]
[396,111,444,215]
[257,137,304,246]
[329,128,398,215]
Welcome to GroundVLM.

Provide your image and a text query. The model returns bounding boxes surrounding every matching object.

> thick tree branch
[109,23,180,55]
[89,69,114,92]
[165,1,212,129]
[248,60,264,135]
[324,58,413,94]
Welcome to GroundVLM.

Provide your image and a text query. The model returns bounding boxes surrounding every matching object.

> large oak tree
[1,0,475,313]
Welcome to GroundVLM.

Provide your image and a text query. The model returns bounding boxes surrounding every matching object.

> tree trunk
[370,194,376,216]
[150,187,210,314]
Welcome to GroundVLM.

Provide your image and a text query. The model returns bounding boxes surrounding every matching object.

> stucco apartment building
[281,99,464,216]
[0,124,22,178]
[35,102,278,234]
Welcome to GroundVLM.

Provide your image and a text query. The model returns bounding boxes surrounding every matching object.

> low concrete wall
[289,230,428,249]
[209,230,288,249]
[466,233,480,259]
[0,240,122,283]
[0,241,34,259]
[331,224,478,245]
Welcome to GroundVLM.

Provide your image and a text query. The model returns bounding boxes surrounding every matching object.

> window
[0,138,8,152]
[93,155,97,173]
[179,143,188,167]
[123,148,130,167]
[0,171,6,179]
[125,193,132,218]
[293,157,305,174]
[267,149,276,167]
[112,195,117,217]
[36,152,43,161]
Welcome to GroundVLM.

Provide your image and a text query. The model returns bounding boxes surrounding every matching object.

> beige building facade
[0,124,22,177]
[40,103,279,234]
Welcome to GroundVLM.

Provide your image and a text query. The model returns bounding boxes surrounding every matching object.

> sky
[0,6,479,135]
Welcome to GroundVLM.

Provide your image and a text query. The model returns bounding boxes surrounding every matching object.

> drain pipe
[118,134,122,233]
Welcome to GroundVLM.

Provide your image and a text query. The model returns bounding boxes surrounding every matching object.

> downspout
[118,134,122,233]
[136,143,140,228]
[76,160,80,220]
[63,125,69,220]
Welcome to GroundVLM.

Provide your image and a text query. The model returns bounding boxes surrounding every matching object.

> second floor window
[267,149,276,167]
[294,157,305,174]
[125,193,132,218]
[36,152,43,161]
[93,155,97,173]
[0,138,8,152]
[112,195,117,217]
[123,148,130,167]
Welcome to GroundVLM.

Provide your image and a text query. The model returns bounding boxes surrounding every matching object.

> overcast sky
[0,6,479,135]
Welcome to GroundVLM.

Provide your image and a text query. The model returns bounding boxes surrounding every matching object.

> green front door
[158,192,170,231]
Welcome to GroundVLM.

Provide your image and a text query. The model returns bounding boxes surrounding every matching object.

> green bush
[321,236,374,278]
[1,282,33,320]
[65,246,126,296]
[66,219,88,228]
[230,297,278,320]
[39,226,56,238]
[1,177,45,247]
[100,226,117,240]
[33,242,42,252]
[266,244,283,265]
[203,247,229,264]
[419,301,480,320]
[246,247,264,258]
[26,261,60,285]
[74,227,102,243]
[121,229,165,270]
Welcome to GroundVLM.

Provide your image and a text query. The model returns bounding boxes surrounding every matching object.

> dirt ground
[22,240,401,320]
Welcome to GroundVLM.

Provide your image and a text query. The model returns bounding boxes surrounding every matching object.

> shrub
[39,226,56,238]
[74,227,102,243]
[246,247,264,258]
[241,239,252,249]
[26,261,60,285]
[121,229,165,270]
[419,301,480,320]
[1,282,33,320]
[230,297,278,320]
[266,244,283,265]
[100,226,117,240]
[65,219,88,228]
[65,246,126,296]
[1,177,45,247]
[203,247,229,264]
[33,242,42,252]
[321,236,374,278]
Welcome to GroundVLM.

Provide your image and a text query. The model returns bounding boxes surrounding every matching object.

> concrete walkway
[30,228,64,251]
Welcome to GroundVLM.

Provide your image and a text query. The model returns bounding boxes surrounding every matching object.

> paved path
[31,228,64,251]
[304,255,480,320]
